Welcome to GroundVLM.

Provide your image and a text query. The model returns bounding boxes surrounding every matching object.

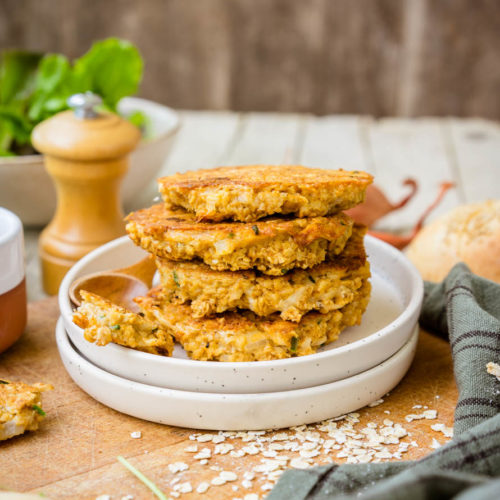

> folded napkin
[269,263,500,500]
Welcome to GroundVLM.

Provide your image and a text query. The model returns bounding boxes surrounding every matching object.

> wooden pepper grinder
[32,92,141,295]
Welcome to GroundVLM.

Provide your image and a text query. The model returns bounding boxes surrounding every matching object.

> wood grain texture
[0,298,457,498]
[1,0,499,117]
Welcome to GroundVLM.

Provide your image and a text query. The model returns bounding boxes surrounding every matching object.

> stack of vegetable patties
[125,165,373,362]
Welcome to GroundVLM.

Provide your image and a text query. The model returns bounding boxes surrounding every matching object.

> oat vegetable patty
[126,204,354,275]
[73,290,174,356]
[158,165,373,222]
[157,226,370,321]
[0,380,52,441]
[135,281,371,362]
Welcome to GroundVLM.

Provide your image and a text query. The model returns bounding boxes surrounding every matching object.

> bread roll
[406,200,500,283]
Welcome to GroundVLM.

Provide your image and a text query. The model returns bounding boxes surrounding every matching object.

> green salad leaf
[0,38,146,156]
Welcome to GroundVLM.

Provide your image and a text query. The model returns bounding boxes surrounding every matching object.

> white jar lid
[0,207,24,295]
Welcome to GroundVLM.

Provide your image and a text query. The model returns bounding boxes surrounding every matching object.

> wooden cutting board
[0,298,457,499]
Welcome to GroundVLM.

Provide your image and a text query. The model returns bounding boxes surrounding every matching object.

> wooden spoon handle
[114,255,157,287]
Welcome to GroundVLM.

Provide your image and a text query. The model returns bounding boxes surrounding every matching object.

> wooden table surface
[6,112,499,498]
[1,299,457,499]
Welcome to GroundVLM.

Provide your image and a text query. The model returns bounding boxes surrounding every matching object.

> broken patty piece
[135,281,371,362]
[73,290,174,356]
[0,380,52,441]
[158,165,373,222]
[126,204,354,275]
[157,226,370,322]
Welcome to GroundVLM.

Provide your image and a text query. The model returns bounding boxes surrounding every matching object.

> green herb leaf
[111,324,121,330]
[117,455,168,500]
[32,404,46,416]
[172,270,180,286]
[281,268,288,274]
[228,232,235,239]
[73,38,143,111]
[290,337,298,352]
[0,380,9,384]
[252,225,260,235]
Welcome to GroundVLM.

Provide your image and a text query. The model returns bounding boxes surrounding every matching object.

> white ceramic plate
[59,235,423,394]
[56,318,419,431]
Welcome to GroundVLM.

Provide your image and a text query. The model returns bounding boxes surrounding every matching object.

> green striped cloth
[269,263,500,500]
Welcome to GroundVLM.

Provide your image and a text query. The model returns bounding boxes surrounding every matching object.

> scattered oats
[232,485,239,491]
[436,395,440,399]
[412,405,422,409]
[96,496,111,500]
[366,422,377,429]
[411,440,418,447]
[487,362,500,381]
[300,449,320,458]
[269,442,285,451]
[199,459,208,465]
[405,414,424,423]
[197,434,214,442]
[130,431,141,439]
[121,496,134,500]
[431,438,441,449]
[431,423,454,438]
[244,471,255,480]
[211,476,226,486]
[194,448,211,460]
[244,494,259,500]
[368,399,384,407]
[323,439,336,449]
[242,445,260,455]
[215,443,234,454]
[174,482,192,494]
[220,471,238,482]
[423,410,438,420]
[290,458,311,469]
[263,450,278,458]
[375,450,393,459]
[170,492,180,498]
[168,462,189,473]
[184,444,198,452]
[231,449,246,457]
[424,406,428,409]
[384,410,391,414]
[242,480,253,489]
[272,432,289,441]
[210,465,222,472]
[383,419,393,426]
[261,483,274,491]
[170,477,180,486]
[196,482,210,494]
[212,434,226,443]
[189,434,196,440]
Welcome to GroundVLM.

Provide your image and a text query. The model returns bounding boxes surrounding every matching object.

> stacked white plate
[57,235,423,431]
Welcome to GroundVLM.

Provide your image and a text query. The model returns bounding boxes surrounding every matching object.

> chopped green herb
[172,270,180,286]
[32,404,46,416]
[252,225,259,235]
[290,337,298,352]
[228,232,235,239]
[117,455,168,500]
[138,312,145,317]
[308,275,316,284]
[317,319,322,325]
[111,324,121,330]
[0,380,9,384]
[281,268,288,274]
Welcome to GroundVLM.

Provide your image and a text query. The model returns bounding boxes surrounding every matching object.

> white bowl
[57,317,418,430]
[0,97,179,226]
[59,235,423,394]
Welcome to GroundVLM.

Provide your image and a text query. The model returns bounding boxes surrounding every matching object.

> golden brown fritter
[73,290,174,356]
[158,165,373,222]
[0,380,52,441]
[135,281,371,362]
[126,204,354,275]
[157,226,370,321]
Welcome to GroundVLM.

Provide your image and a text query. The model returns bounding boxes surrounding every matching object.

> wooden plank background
[1,0,500,118]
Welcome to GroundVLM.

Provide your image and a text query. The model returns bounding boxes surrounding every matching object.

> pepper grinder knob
[67,91,103,119]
